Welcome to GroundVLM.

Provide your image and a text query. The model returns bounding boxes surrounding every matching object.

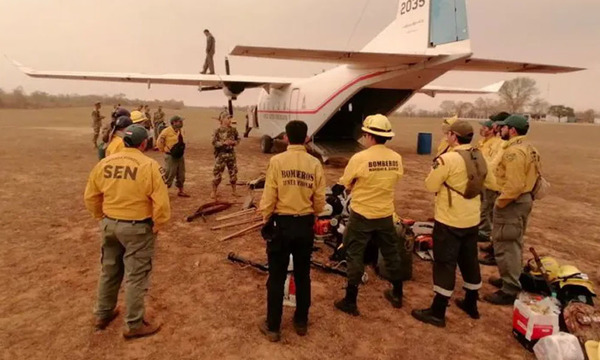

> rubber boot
[411,294,448,328]
[455,289,480,319]
[384,281,403,308]
[334,284,359,316]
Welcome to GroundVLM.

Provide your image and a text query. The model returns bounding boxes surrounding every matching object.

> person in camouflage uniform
[92,102,106,147]
[153,106,166,140]
[211,114,240,198]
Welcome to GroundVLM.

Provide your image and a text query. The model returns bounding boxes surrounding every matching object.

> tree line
[0,87,185,110]
[398,77,597,123]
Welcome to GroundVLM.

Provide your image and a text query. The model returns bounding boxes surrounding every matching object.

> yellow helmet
[361,114,395,138]
[130,110,147,124]
[442,115,458,133]
[557,265,596,296]
[525,256,560,282]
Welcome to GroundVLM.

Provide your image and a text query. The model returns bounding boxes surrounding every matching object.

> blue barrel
[417,132,432,155]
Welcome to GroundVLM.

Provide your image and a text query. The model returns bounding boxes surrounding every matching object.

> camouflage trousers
[212,152,237,187]
[96,218,155,330]
[93,121,101,145]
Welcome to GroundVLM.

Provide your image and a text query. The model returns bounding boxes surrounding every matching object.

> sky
[0,0,599,111]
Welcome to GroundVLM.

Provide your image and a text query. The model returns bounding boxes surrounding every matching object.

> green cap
[497,115,529,130]
[479,119,494,128]
[170,115,184,124]
[489,111,511,122]
[123,124,148,147]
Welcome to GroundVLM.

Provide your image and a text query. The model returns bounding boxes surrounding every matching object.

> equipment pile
[510,248,599,360]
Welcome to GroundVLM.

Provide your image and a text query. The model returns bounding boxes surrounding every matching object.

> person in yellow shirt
[157,116,190,197]
[258,120,326,342]
[484,115,540,305]
[332,114,405,316]
[476,120,503,262]
[435,115,458,158]
[104,116,133,157]
[84,124,170,339]
[412,120,494,328]
[478,112,511,264]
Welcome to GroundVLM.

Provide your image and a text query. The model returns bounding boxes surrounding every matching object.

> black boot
[479,243,494,254]
[455,290,480,319]
[411,294,448,328]
[334,284,360,316]
[478,253,497,266]
[384,281,403,308]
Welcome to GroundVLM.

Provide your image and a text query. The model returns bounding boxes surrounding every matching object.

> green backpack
[444,148,487,207]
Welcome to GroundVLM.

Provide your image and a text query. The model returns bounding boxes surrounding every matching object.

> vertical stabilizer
[361,0,471,55]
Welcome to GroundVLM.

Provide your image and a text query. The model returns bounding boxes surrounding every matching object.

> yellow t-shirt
[339,144,403,219]
[259,145,326,220]
[84,148,171,229]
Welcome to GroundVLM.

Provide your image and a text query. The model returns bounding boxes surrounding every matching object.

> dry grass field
[1,107,599,360]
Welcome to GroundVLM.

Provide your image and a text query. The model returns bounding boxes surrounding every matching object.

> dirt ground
[1,107,599,360]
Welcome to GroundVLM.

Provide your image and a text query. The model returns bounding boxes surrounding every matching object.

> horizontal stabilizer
[418,81,505,97]
[230,46,584,74]
[8,58,295,89]
[451,58,584,74]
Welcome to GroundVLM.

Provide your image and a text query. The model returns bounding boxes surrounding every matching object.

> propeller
[225,57,233,116]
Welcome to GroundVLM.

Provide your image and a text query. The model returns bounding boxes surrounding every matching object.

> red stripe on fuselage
[257,70,388,115]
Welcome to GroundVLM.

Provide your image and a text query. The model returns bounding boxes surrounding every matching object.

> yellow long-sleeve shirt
[259,145,326,220]
[157,126,182,153]
[478,136,504,163]
[84,148,171,229]
[495,136,538,208]
[105,134,125,157]
[478,136,505,191]
[339,144,403,219]
[425,144,495,228]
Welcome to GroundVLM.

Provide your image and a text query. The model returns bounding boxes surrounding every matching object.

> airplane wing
[417,81,505,97]
[230,46,584,73]
[10,59,296,89]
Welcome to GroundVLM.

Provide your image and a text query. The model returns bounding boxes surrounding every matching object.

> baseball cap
[489,111,511,122]
[497,115,529,130]
[449,120,474,137]
[123,125,148,147]
[479,119,494,128]
[170,115,184,123]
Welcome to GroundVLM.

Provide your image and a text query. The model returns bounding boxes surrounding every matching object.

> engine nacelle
[223,83,246,100]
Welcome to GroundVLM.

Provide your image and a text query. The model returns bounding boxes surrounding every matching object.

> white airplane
[12,0,583,158]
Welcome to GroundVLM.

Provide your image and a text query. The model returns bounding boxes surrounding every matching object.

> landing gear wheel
[260,135,273,153]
